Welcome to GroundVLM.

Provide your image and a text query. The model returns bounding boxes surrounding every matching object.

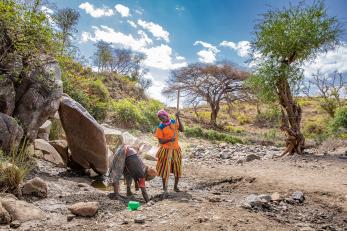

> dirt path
[1,142,346,231]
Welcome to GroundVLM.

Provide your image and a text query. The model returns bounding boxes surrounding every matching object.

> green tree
[249,1,342,155]
[93,40,113,72]
[52,8,80,52]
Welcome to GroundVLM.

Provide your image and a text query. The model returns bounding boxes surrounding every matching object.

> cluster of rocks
[189,143,282,164]
[242,191,305,211]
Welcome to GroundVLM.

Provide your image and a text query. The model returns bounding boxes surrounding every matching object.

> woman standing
[155,109,184,196]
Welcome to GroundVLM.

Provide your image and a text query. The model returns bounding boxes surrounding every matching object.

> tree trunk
[210,104,219,128]
[277,77,305,156]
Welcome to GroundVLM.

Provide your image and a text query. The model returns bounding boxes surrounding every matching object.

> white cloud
[143,44,187,69]
[303,43,347,77]
[81,26,185,70]
[127,20,137,28]
[176,56,185,61]
[41,6,53,14]
[194,41,220,63]
[115,4,130,17]
[220,40,251,58]
[80,25,151,50]
[137,20,170,42]
[79,2,114,17]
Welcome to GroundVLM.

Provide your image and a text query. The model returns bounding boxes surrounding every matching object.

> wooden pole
[176,89,180,113]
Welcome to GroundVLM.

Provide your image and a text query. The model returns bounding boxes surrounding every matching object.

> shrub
[235,114,251,125]
[225,125,244,134]
[330,106,347,133]
[254,107,281,128]
[0,142,33,195]
[111,99,163,131]
[89,79,110,101]
[185,127,242,144]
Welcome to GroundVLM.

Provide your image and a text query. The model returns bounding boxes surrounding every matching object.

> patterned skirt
[156,146,182,179]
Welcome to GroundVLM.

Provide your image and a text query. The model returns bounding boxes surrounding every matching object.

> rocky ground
[0,137,346,231]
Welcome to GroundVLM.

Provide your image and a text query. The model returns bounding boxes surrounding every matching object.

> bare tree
[163,62,248,127]
[110,48,146,81]
[302,71,346,117]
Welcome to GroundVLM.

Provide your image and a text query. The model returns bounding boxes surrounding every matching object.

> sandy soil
[0,139,346,231]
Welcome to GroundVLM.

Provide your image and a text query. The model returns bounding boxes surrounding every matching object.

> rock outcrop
[68,202,99,217]
[13,56,63,141]
[59,96,108,175]
[34,139,65,167]
[0,76,16,115]
[0,113,23,153]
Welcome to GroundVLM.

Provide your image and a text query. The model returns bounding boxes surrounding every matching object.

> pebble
[10,220,21,229]
[134,216,146,224]
[292,191,305,203]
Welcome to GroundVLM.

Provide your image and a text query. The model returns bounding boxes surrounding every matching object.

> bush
[0,143,33,195]
[330,106,347,132]
[185,127,242,144]
[111,98,163,131]
[225,125,244,134]
[254,107,281,128]
[89,79,110,101]
[235,114,251,125]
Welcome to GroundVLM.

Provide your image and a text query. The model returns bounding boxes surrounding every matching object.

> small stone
[21,177,48,198]
[68,202,99,217]
[77,183,88,187]
[245,154,261,162]
[209,196,222,203]
[121,220,129,225]
[292,191,305,203]
[197,217,208,223]
[180,198,189,202]
[271,192,281,201]
[0,203,11,225]
[134,216,145,224]
[67,215,76,222]
[257,194,272,202]
[220,153,231,159]
[10,220,21,229]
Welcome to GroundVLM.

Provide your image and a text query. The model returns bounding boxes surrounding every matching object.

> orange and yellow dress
[154,119,182,179]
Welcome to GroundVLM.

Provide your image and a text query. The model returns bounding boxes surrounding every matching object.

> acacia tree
[302,71,346,117]
[249,1,342,155]
[164,62,248,127]
[52,8,80,51]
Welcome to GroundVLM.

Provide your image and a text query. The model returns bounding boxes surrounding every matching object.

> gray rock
[0,203,11,225]
[245,154,261,162]
[59,96,108,175]
[242,194,268,208]
[68,202,99,217]
[0,75,15,115]
[102,125,122,150]
[21,177,47,198]
[0,113,23,153]
[292,191,305,203]
[49,140,69,165]
[220,152,231,159]
[13,56,63,141]
[209,196,222,203]
[10,220,21,229]
[257,194,272,202]
[0,197,45,222]
[37,120,52,141]
[134,215,145,224]
[34,139,65,167]
[271,192,282,201]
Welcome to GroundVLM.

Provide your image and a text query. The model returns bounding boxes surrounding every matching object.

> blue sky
[45,0,347,104]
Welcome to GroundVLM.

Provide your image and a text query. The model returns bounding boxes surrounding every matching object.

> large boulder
[21,177,48,198]
[13,56,63,141]
[34,139,65,167]
[0,113,23,153]
[0,197,45,222]
[59,96,108,175]
[0,75,16,115]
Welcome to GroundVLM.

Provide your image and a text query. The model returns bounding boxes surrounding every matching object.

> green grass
[185,126,242,144]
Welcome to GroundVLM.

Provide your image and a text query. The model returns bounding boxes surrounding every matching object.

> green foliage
[0,142,33,195]
[235,113,251,125]
[225,125,244,134]
[49,119,64,140]
[185,127,242,144]
[330,106,347,133]
[0,0,59,61]
[254,107,281,128]
[263,129,278,141]
[58,56,110,121]
[111,98,163,131]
